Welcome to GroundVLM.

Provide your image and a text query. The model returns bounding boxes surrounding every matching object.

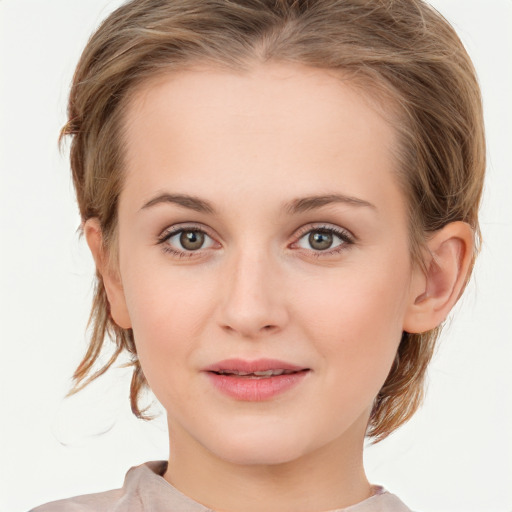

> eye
[294,225,354,254]
[158,225,217,256]
[173,230,208,251]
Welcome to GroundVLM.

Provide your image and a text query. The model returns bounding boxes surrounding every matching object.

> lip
[203,358,307,373]
[202,358,310,401]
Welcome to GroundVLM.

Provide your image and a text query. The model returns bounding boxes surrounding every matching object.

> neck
[164,415,371,512]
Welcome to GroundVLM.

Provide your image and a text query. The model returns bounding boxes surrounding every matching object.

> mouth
[203,358,309,375]
[211,368,305,378]
[203,359,311,400]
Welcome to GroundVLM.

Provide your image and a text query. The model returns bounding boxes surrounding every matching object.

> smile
[203,359,310,400]
[212,369,299,377]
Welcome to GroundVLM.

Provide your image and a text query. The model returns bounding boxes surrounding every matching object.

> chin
[202,421,317,466]
[215,440,306,466]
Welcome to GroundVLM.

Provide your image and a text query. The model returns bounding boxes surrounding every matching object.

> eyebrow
[141,193,215,214]
[140,192,376,215]
[284,194,376,214]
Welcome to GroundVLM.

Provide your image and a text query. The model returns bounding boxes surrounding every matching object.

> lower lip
[205,371,309,401]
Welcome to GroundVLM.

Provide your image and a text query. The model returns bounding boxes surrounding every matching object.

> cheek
[119,263,215,395]
[296,261,410,391]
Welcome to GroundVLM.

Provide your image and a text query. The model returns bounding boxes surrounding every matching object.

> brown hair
[61,0,485,441]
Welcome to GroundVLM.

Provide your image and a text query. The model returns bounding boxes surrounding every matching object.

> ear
[403,221,474,334]
[84,218,132,330]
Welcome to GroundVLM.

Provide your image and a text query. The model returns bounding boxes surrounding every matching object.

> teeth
[216,369,296,376]
[253,370,284,376]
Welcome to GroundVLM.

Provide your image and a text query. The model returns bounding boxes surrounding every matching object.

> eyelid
[290,223,355,256]
[156,221,355,258]
[157,222,220,257]
[157,222,213,241]
[293,222,355,241]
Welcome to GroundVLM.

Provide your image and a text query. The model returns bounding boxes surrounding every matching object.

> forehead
[120,62,403,216]
[124,62,395,144]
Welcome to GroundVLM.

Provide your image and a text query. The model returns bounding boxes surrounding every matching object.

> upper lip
[203,358,308,374]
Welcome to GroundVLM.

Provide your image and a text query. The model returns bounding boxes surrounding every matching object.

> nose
[217,248,289,339]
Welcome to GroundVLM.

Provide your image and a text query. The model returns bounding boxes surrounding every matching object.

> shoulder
[29,488,124,512]
[371,491,414,512]
[28,461,169,512]
[342,485,414,512]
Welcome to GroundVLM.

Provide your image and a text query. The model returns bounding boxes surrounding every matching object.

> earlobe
[403,221,474,334]
[84,219,132,330]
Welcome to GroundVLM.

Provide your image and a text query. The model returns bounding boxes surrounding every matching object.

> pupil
[180,230,204,250]
[309,231,333,250]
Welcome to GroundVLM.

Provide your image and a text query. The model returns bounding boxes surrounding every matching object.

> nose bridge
[218,242,288,338]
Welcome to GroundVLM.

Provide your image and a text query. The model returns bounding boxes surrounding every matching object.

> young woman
[14,0,494,510]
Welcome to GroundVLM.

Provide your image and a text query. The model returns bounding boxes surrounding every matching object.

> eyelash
[156,223,355,259]
[157,223,215,259]
[292,224,355,258]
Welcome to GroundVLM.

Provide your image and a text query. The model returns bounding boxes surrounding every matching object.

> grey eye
[308,231,333,250]
[296,228,347,252]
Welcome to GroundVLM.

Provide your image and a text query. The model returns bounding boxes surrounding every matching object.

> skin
[86,62,472,512]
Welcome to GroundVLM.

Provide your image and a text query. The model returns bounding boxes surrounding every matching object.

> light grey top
[30,460,413,512]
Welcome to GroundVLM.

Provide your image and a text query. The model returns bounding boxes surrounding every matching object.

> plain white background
[0,1,511,511]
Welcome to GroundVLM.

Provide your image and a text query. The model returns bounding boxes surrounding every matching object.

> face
[106,62,422,466]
